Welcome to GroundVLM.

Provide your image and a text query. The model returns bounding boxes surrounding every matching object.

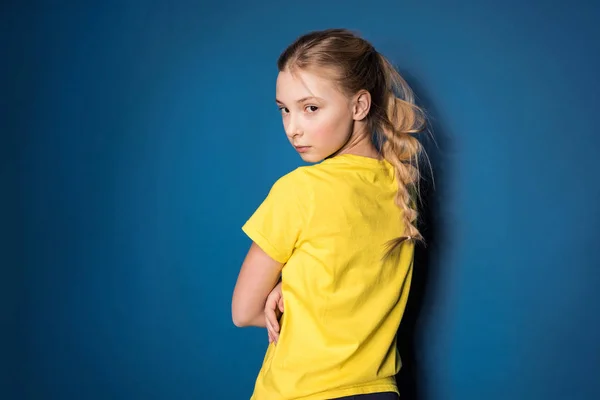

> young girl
[232,28,427,400]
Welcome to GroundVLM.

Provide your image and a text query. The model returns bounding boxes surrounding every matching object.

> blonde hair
[278,28,429,258]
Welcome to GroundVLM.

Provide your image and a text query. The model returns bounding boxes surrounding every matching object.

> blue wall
[5,1,599,399]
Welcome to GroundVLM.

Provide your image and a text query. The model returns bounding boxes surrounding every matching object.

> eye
[278,106,289,115]
[305,105,319,113]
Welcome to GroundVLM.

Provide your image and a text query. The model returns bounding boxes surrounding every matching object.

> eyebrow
[275,96,322,105]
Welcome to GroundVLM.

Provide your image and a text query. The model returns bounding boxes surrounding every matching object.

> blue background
[3,1,599,399]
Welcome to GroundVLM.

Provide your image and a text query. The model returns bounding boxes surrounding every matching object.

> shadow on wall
[394,71,454,400]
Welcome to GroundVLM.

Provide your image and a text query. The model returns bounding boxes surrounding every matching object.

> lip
[294,145,310,153]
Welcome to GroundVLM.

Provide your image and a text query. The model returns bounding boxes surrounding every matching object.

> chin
[298,153,322,164]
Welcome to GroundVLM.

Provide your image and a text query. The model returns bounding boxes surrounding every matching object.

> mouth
[294,145,311,153]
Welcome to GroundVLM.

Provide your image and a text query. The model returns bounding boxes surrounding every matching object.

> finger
[266,308,280,334]
[266,318,279,344]
[265,318,274,343]
[265,313,273,333]
[267,310,280,337]
[278,297,284,313]
[267,308,280,337]
[265,301,279,329]
[270,311,280,333]
[266,294,279,313]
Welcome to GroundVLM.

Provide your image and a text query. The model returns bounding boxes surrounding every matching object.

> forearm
[232,297,268,328]
[246,278,281,328]
[240,312,267,328]
[232,248,282,328]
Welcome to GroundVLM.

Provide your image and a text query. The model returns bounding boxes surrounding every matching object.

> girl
[232,28,428,400]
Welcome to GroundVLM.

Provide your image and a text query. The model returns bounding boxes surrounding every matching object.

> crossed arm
[231,242,284,328]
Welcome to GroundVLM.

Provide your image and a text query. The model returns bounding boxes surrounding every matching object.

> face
[275,68,358,163]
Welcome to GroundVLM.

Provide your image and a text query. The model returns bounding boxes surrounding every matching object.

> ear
[352,90,371,121]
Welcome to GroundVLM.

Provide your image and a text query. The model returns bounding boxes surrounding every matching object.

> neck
[334,126,381,160]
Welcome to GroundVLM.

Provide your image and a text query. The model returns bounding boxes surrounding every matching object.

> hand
[264,281,284,344]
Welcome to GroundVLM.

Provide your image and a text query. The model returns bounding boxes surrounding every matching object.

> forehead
[275,68,345,102]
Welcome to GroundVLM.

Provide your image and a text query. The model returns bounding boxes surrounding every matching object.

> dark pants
[332,393,399,399]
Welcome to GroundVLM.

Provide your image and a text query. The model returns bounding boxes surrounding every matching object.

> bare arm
[232,242,283,327]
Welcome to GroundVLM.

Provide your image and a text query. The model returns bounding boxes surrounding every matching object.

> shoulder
[272,166,310,188]
[278,162,340,183]
[266,165,329,210]
[275,163,333,189]
[259,167,311,209]
[269,161,343,199]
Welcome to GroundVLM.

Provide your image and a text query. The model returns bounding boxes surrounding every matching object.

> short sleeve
[242,170,307,264]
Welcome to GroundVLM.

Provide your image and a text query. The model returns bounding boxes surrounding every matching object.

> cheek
[309,112,352,143]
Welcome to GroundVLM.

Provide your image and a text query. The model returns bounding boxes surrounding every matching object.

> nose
[285,114,302,139]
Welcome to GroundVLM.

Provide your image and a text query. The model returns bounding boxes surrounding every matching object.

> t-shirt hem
[254,383,398,400]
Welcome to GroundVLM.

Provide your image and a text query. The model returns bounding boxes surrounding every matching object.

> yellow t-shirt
[242,153,414,400]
